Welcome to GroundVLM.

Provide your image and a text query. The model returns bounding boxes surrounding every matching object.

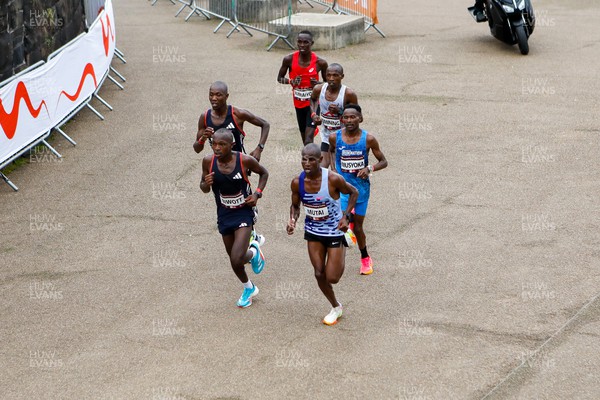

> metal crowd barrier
[300,0,335,13]
[170,0,294,50]
[151,0,176,5]
[0,1,123,192]
[178,0,245,35]
[329,0,385,37]
[231,0,294,50]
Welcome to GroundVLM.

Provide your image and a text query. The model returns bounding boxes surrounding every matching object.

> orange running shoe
[349,208,355,231]
[360,256,373,275]
[344,228,357,247]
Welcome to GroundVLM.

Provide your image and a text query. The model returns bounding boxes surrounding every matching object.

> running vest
[210,152,253,219]
[204,105,246,153]
[299,168,343,237]
[319,83,347,132]
[290,51,318,109]
[335,129,370,200]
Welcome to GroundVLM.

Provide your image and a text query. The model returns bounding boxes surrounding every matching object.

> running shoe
[360,256,373,275]
[323,303,343,326]
[249,240,265,274]
[250,230,266,247]
[344,228,357,247]
[237,284,259,308]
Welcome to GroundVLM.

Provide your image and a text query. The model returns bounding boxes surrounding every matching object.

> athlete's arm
[328,133,338,173]
[199,154,214,193]
[330,172,358,232]
[357,133,388,179]
[317,57,328,83]
[345,88,358,106]
[368,133,388,171]
[310,85,323,124]
[193,112,211,154]
[234,108,270,162]
[242,154,269,207]
[277,55,293,84]
[287,177,301,235]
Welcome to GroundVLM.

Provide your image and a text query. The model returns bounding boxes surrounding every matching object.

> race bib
[304,204,329,220]
[293,88,312,101]
[220,192,245,208]
[340,157,365,173]
[321,114,341,130]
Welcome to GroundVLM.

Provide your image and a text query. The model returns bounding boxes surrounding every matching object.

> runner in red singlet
[277,31,328,145]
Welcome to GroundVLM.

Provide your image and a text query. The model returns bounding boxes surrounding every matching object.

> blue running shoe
[237,284,259,308]
[249,240,265,274]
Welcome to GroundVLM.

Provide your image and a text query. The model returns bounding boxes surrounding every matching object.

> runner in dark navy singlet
[194,81,270,245]
[287,144,358,326]
[277,31,328,145]
[200,129,269,308]
[194,81,269,162]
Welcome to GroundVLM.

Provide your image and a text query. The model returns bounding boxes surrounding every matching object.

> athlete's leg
[295,107,308,144]
[307,241,338,308]
[324,245,346,285]
[353,214,367,249]
[223,226,254,283]
[353,201,373,274]
[320,142,331,168]
[304,110,315,145]
[352,198,369,248]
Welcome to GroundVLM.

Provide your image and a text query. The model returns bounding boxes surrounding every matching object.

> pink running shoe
[360,256,373,275]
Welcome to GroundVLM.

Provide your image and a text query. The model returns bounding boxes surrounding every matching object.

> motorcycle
[469,0,536,55]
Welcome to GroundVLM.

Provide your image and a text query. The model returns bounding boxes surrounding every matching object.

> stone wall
[0,0,86,82]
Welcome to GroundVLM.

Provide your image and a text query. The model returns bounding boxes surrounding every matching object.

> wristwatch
[257,143,265,150]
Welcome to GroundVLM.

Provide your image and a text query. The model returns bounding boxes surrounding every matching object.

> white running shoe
[323,303,343,326]
[250,230,266,246]
[255,232,266,247]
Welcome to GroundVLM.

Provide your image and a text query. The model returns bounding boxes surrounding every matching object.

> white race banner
[0,0,116,166]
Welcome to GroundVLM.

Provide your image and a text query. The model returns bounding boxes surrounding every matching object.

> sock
[243,280,253,289]
[360,246,369,259]
[249,247,257,260]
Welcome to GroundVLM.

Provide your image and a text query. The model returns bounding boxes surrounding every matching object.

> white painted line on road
[481,291,600,400]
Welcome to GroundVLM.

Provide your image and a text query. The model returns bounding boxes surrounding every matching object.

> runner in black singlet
[193,81,269,162]
[200,129,269,308]
[194,81,269,245]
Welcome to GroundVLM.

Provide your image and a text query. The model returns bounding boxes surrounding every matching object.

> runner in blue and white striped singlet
[299,167,343,238]
[287,144,358,326]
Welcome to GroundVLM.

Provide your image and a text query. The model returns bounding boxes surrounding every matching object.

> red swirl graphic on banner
[1,3,112,143]
[101,13,114,56]
[0,82,49,140]
[58,63,98,103]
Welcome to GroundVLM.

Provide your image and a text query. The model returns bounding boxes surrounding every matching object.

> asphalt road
[1,0,599,399]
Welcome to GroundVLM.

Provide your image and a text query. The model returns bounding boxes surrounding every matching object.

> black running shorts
[304,231,348,248]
